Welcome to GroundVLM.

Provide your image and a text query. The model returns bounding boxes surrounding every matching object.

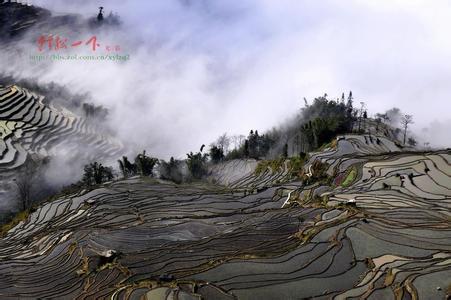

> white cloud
[9,0,451,158]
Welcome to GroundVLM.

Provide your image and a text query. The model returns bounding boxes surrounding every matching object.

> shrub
[186,151,209,179]
[209,145,224,163]
[82,162,113,186]
[118,151,158,178]
[135,150,158,176]
[159,157,184,184]
[118,156,136,178]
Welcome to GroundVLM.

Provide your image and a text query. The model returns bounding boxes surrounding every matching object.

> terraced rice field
[0,85,122,170]
[0,84,123,207]
[1,2,449,298]
[0,134,449,299]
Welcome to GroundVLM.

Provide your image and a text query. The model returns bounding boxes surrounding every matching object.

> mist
[4,0,451,163]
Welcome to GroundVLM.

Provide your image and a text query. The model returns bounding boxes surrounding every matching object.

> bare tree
[13,159,39,211]
[216,133,230,154]
[400,114,414,145]
[231,135,239,150]
[231,134,246,149]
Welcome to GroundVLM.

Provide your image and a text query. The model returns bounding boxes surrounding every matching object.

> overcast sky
[24,0,451,155]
